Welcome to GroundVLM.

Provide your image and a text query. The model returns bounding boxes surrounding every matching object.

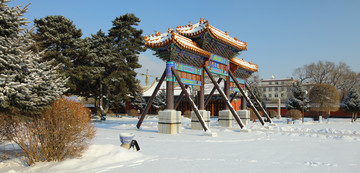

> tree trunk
[351,113,354,122]
[355,113,358,122]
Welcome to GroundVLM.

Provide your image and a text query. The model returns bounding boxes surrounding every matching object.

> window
[281,87,285,91]
[275,94,278,97]
[263,88,266,92]
[282,81,285,84]
[275,87,278,91]
[263,94,266,98]
[269,94,272,98]
[269,82,272,85]
[269,87,272,91]
[275,82,279,85]
[281,93,284,98]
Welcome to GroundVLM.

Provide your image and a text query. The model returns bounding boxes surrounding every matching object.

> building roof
[230,57,258,72]
[144,28,211,57]
[176,18,247,51]
[261,78,296,82]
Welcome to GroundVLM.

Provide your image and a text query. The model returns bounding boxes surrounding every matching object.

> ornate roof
[230,57,258,72]
[144,28,211,57]
[176,18,247,51]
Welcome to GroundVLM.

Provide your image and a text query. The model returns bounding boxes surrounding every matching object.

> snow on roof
[176,18,247,51]
[230,57,258,72]
[144,29,211,57]
[142,80,183,97]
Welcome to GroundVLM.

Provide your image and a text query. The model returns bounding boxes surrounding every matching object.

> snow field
[1,116,360,173]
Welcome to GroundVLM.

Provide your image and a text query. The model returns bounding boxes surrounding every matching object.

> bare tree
[293,61,359,93]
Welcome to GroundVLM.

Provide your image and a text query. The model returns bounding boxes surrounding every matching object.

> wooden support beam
[228,70,265,126]
[136,70,166,129]
[198,69,205,110]
[171,67,209,132]
[204,78,223,107]
[244,83,273,124]
[230,92,238,103]
[174,85,189,109]
[203,67,245,129]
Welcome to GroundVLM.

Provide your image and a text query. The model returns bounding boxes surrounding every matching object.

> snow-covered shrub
[286,109,302,120]
[8,98,96,166]
[247,108,257,121]
[183,110,191,118]
[129,109,138,117]
[268,110,277,118]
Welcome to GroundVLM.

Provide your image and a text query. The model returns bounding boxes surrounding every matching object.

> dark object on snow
[100,116,106,120]
[130,140,140,151]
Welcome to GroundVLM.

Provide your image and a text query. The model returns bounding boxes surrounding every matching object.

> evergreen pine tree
[0,1,67,115]
[108,13,145,97]
[340,89,360,122]
[33,15,82,72]
[131,92,146,112]
[286,82,308,111]
[153,90,166,112]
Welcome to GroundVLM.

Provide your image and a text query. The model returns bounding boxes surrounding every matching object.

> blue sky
[9,0,360,85]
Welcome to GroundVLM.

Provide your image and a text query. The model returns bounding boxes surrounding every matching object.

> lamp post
[302,90,307,123]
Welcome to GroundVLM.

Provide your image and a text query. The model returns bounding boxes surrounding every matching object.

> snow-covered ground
[1,116,360,173]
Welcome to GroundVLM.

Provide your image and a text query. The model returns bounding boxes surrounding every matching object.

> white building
[259,78,296,101]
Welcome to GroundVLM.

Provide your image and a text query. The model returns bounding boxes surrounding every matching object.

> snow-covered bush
[247,108,257,121]
[129,109,138,117]
[7,98,96,166]
[286,109,302,120]
[183,110,191,118]
[268,110,277,118]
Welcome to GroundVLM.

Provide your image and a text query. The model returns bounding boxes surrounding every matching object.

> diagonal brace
[171,67,209,132]
[228,70,265,126]
[204,78,223,107]
[244,83,273,124]
[203,67,245,129]
[136,69,166,129]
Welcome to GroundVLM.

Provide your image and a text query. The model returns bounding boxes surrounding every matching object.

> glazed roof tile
[144,29,211,57]
[176,18,247,50]
[230,57,258,72]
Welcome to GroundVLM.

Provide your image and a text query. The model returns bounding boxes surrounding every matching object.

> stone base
[191,110,210,130]
[276,114,282,119]
[218,110,234,127]
[237,110,250,125]
[158,110,181,134]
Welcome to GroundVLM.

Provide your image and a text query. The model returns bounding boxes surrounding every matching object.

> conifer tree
[0,1,67,115]
[108,13,145,97]
[340,89,360,122]
[153,90,166,112]
[286,82,309,111]
[131,92,146,112]
[33,15,82,72]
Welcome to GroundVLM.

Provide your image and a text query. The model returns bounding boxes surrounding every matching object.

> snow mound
[29,144,142,173]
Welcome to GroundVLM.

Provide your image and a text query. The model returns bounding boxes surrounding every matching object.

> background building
[259,78,296,102]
